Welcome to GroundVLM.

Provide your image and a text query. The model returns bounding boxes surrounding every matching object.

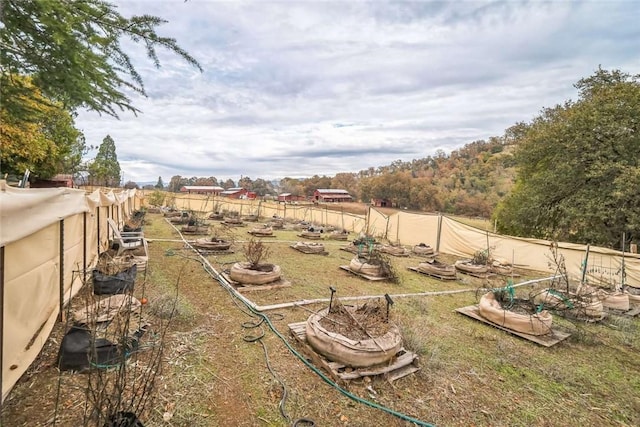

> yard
[2,212,639,426]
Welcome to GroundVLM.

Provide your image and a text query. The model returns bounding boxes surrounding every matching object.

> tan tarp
[0,181,89,246]
[1,182,138,401]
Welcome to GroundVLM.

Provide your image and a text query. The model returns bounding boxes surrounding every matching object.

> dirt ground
[1,213,639,427]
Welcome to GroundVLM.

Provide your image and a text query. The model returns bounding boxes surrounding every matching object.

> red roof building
[221,187,250,199]
[30,174,75,188]
[313,189,353,202]
[180,185,224,195]
[277,193,306,203]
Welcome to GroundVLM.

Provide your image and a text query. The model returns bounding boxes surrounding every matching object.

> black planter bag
[105,411,145,427]
[57,326,120,371]
[93,264,137,295]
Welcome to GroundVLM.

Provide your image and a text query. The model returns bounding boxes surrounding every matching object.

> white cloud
[76,0,640,183]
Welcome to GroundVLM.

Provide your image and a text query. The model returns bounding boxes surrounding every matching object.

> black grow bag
[92,264,137,295]
[105,411,145,427]
[58,324,147,372]
[57,326,120,371]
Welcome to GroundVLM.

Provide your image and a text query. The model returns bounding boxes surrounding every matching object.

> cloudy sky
[76,0,640,184]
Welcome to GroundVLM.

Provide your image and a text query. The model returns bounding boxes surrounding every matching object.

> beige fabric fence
[153,194,639,288]
[0,182,140,402]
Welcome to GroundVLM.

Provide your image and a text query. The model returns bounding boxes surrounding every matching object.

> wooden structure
[407,266,457,281]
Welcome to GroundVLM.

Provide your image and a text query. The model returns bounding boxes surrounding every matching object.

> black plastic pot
[92,264,137,295]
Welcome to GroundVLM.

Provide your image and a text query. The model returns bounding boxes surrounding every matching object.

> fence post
[0,245,5,411]
[58,219,65,322]
[97,208,101,255]
[83,212,87,280]
[436,214,442,253]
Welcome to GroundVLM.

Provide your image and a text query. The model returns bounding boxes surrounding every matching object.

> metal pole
[83,212,87,280]
[58,219,65,322]
[580,244,591,288]
[436,214,442,254]
[0,246,5,410]
[97,208,101,255]
[621,233,626,288]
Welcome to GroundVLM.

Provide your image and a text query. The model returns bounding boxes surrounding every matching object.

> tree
[89,135,121,187]
[1,0,202,118]
[0,76,86,178]
[279,177,303,196]
[302,175,332,196]
[495,68,640,248]
[251,178,274,196]
[155,176,164,189]
[237,176,253,189]
[222,178,236,189]
[123,181,139,189]
[331,172,358,195]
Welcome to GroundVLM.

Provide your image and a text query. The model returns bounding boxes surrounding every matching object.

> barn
[371,198,394,207]
[221,187,256,199]
[277,193,307,203]
[313,189,353,203]
[180,185,224,195]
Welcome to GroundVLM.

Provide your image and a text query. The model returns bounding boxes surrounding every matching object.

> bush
[147,190,165,207]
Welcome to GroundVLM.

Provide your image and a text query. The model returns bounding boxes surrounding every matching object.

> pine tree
[155,176,164,189]
[89,135,121,187]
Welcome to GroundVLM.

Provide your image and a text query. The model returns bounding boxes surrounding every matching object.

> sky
[75,0,640,184]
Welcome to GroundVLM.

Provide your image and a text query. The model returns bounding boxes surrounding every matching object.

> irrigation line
[166,219,559,427]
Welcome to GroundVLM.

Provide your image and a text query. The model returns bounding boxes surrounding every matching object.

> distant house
[30,174,74,188]
[180,185,224,195]
[277,193,306,203]
[371,198,393,208]
[221,187,256,199]
[313,189,353,203]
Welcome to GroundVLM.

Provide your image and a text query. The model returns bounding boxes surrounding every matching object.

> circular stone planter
[181,225,209,234]
[305,307,403,368]
[248,227,273,236]
[349,256,384,277]
[298,230,322,239]
[328,231,349,241]
[193,238,231,251]
[378,244,409,256]
[412,243,435,256]
[417,260,456,278]
[292,241,326,254]
[478,291,553,336]
[229,262,281,285]
[455,260,489,275]
[598,291,630,311]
